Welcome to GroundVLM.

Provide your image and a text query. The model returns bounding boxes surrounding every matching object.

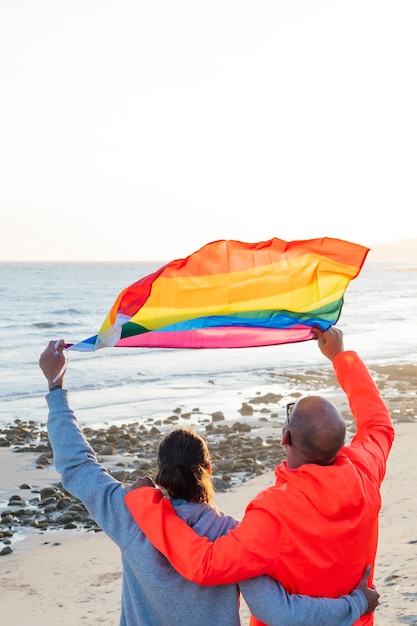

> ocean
[1,260,416,430]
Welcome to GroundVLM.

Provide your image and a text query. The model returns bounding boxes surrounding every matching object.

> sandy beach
[1,364,417,625]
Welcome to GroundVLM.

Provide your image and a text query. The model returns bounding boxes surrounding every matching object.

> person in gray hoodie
[39,339,379,626]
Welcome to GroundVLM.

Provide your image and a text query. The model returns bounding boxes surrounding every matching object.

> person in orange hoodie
[125,326,395,626]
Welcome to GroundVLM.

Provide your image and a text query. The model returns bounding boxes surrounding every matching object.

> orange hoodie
[125,351,394,626]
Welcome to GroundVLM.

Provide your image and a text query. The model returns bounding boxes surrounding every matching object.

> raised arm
[39,340,134,545]
[314,327,394,483]
[335,352,393,452]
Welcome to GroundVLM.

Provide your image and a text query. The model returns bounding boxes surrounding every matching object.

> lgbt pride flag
[69,237,369,351]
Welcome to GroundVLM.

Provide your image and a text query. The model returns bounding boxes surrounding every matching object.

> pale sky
[1,1,416,262]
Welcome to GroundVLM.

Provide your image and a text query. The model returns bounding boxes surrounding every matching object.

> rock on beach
[1,362,416,553]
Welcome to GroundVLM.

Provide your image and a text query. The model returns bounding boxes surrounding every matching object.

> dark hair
[155,427,214,504]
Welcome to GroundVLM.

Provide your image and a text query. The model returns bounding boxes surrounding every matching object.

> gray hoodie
[46,388,367,625]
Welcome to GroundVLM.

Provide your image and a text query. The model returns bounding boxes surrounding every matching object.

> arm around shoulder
[125,487,279,585]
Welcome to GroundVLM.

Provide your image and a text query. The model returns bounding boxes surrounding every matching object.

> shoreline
[1,361,417,543]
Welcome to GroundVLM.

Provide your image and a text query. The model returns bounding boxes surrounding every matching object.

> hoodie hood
[171,499,238,540]
[272,454,370,520]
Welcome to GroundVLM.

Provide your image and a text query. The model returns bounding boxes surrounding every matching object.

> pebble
[0,411,288,549]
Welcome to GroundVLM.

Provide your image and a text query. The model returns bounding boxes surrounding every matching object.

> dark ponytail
[155,428,214,504]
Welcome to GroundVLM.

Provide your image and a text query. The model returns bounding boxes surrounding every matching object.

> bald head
[286,396,346,466]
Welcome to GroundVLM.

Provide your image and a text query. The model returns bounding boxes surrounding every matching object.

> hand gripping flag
[69,237,369,351]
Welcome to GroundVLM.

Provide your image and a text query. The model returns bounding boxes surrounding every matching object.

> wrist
[49,384,63,392]
[350,588,368,616]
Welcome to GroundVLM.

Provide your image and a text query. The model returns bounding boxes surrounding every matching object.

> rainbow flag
[69,237,369,351]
